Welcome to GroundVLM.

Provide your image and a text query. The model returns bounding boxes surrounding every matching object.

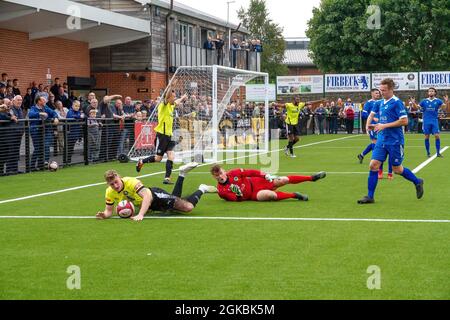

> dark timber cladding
[74,0,248,73]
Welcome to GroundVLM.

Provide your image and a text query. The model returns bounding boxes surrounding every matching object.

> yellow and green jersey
[285,102,305,125]
[105,177,145,206]
[154,102,175,136]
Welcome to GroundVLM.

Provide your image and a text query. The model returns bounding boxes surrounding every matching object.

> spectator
[57,86,71,109]
[329,101,339,134]
[0,103,15,175]
[6,95,25,174]
[254,39,263,52]
[87,108,102,162]
[23,88,33,116]
[46,93,57,110]
[66,100,84,164]
[12,79,20,96]
[28,96,59,170]
[82,92,96,114]
[407,97,419,133]
[0,85,6,99]
[344,99,355,134]
[203,36,215,50]
[230,38,240,68]
[113,99,127,157]
[315,103,326,135]
[5,86,15,100]
[36,84,48,101]
[85,98,100,117]
[240,40,249,50]
[50,77,61,100]
[0,73,8,87]
[213,33,225,65]
[30,81,39,103]
[54,100,69,156]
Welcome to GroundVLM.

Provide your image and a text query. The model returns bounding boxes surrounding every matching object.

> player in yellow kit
[96,162,215,221]
[276,96,323,158]
[136,89,188,184]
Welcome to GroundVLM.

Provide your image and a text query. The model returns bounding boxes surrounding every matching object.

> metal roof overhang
[0,0,151,49]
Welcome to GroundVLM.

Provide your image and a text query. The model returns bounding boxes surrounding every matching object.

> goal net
[128,65,269,163]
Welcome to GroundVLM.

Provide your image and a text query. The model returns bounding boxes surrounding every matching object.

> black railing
[0,118,136,176]
[169,42,261,71]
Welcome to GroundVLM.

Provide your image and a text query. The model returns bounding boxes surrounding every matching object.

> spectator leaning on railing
[28,96,59,170]
[66,100,85,164]
[6,95,25,175]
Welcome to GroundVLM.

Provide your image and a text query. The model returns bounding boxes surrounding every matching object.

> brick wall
[288,66,322,76]
[0,28,90,94]
[92,71,167,100]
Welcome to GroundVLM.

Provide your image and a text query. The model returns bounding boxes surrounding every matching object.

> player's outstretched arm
[174,94,188,106]
[96,205,114,220]
[131,188,153,222]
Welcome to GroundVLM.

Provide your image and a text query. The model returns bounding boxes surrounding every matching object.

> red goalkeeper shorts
[250,178,276,201]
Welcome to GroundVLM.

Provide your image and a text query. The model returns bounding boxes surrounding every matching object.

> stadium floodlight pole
[227,0,235,61]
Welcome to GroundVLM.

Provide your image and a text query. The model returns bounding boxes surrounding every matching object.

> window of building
[179,22,194,46]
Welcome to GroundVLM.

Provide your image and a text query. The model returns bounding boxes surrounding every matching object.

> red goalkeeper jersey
[217,168,267,201]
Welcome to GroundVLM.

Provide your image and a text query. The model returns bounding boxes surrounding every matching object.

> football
[116,200,135,218]
[48,161,58,172]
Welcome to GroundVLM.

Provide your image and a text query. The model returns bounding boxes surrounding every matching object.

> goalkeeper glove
[265,173,278,182]
[230,184,243,197]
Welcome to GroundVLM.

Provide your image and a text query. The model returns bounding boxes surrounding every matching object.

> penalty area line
[412,146,448,174]
[0,215,449,224]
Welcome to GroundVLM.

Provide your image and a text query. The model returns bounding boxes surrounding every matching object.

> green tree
[306,0,450,72]
[238,0,288,81]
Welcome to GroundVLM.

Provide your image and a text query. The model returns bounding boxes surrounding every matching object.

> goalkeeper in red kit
[210,164,326,202]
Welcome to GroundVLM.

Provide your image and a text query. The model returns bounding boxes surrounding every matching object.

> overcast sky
[178,0,322,38]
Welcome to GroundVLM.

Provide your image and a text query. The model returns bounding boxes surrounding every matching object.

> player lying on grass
[96,162,215,221]
[210,164,326,202]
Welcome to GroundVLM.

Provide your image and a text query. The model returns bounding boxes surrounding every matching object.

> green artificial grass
[0,134,449,299]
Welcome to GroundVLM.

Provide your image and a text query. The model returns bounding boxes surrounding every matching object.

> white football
[48,161,58,172]
[116,200,135,218]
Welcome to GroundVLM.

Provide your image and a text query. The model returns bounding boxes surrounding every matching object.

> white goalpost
[128,65,269,163]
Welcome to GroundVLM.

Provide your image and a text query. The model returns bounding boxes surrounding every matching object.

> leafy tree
[306,0,450,72]
[238,0,288,81]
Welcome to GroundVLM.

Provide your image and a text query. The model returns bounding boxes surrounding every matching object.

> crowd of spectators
[268,96,450,138]
[202,35,263,68]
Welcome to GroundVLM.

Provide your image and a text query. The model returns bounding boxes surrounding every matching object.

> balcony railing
[169,42,261,72]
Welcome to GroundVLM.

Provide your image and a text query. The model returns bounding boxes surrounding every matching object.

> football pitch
[0,133,449,300]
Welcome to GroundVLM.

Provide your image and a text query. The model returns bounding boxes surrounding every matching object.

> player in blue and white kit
[358,89,393,179]
[418,88,448,158]
[358,78,424,204]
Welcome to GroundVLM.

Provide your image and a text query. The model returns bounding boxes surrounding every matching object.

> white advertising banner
[276,75,324,95]
[325,74,371,92]
[372,72,419,91]
[245,84,276,101]
[419,71,450,90]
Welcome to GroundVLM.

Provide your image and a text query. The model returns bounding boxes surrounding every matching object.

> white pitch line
[0,135,359,205]
[0,215,449,223]
[412,146,449,174]
[187,172,368,175]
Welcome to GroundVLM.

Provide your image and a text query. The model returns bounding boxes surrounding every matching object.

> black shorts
[287,124,301,136]
[155,133,176,156]
[150,187,177,212]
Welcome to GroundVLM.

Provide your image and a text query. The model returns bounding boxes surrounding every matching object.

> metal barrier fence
[0,118,135,176]
[268,112,450,139]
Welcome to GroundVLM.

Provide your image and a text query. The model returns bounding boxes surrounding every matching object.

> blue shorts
[368,130,377,141]
[372,144,404,166]
[423,121,439,135]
